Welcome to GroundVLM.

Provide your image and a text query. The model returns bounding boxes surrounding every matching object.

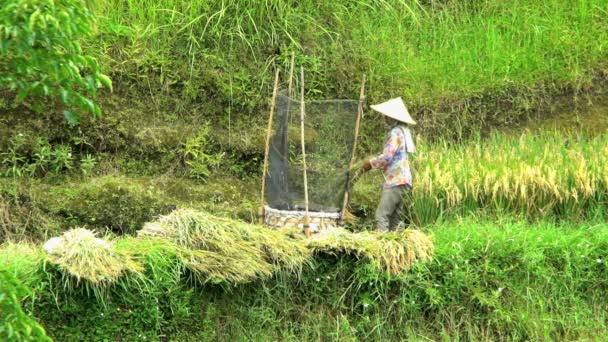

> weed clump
[43,228,142,285]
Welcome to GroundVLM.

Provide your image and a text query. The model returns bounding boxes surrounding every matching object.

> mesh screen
[266,91,359,213]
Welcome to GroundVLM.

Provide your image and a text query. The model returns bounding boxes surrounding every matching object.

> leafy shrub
[0,0,111,123]
[0,132,98,177]
[0,270,51,341]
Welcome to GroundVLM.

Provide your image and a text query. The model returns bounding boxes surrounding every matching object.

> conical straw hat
[370,97,416,125]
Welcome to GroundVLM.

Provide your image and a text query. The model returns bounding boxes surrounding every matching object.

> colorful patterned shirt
[370,126,413,189]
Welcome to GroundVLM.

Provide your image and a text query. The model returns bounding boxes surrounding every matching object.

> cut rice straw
[43,228,142,285]
[140,209,311,282]
[40,209,434,287]
[308,228,434,274]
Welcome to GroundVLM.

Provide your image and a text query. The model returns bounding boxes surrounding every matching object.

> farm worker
[361,97,416,232]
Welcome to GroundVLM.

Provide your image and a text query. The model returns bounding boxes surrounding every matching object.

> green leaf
[63,110,79,125]
[98,74,113,92]
[93,104,102,118]
[85,55,99,72]
[16,87,28,102]
[29,10,41,31]
[60,88,69,104]
[83,97,95,113]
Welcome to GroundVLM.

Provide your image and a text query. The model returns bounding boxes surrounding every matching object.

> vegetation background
[1,0,607,340]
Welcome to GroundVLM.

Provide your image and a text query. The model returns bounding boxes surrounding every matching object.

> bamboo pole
[300,67,311,237]
[280,53,296,194]
[288,52,295,97]
[340,74,366,224]
[258,69,281,225]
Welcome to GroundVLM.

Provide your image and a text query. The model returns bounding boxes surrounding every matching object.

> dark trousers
[375,185,409,232]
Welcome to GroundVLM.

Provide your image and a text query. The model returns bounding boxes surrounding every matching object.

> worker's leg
[375,186,402,233]
[388,185,407,231]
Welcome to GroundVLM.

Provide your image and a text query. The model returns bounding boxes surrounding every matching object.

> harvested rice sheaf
[139,209,311,282]
[139,209,433,281]
[43,228,142,284]
[309,228,434,274]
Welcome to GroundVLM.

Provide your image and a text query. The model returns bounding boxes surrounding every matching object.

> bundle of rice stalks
[347,158,374,190]
[139,209,310,283]
[245,227,310,271]
[308,228,380,258]
[43,228,142,285]
[308,228,434,274]
[376,230,434,273]
[402,229,434,262]
[178,248,271,283]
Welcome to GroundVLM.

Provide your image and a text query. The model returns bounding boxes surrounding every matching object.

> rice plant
[139,209,311,282]
[353,130,608,225]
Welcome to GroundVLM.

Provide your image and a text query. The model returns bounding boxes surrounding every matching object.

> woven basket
[264,206,340,233]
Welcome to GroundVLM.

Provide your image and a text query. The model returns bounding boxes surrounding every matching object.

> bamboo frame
[340,74,367,224]
[280,53,296,194]
[258,69,281,224]
[288,53,295,97]
[261,62,361,235]
[300,67,311,237]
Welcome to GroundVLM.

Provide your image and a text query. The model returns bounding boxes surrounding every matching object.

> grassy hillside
[87,0,608,137]
[2,0,607,178]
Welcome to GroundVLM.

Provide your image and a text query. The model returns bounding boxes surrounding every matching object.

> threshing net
[265,91,359,213]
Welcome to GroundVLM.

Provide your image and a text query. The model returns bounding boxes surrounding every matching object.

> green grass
[87,0,608,137]
[353,0,608,104]
[1,217,606,340]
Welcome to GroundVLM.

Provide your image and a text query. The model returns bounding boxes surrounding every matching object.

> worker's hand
[361,160,372,173]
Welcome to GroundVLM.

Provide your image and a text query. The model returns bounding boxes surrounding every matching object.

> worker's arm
[369,129,400,168]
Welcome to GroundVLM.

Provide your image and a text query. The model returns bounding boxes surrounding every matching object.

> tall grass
[353,130,608,225]
[351,0,608,105]
[88,0,608,135]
